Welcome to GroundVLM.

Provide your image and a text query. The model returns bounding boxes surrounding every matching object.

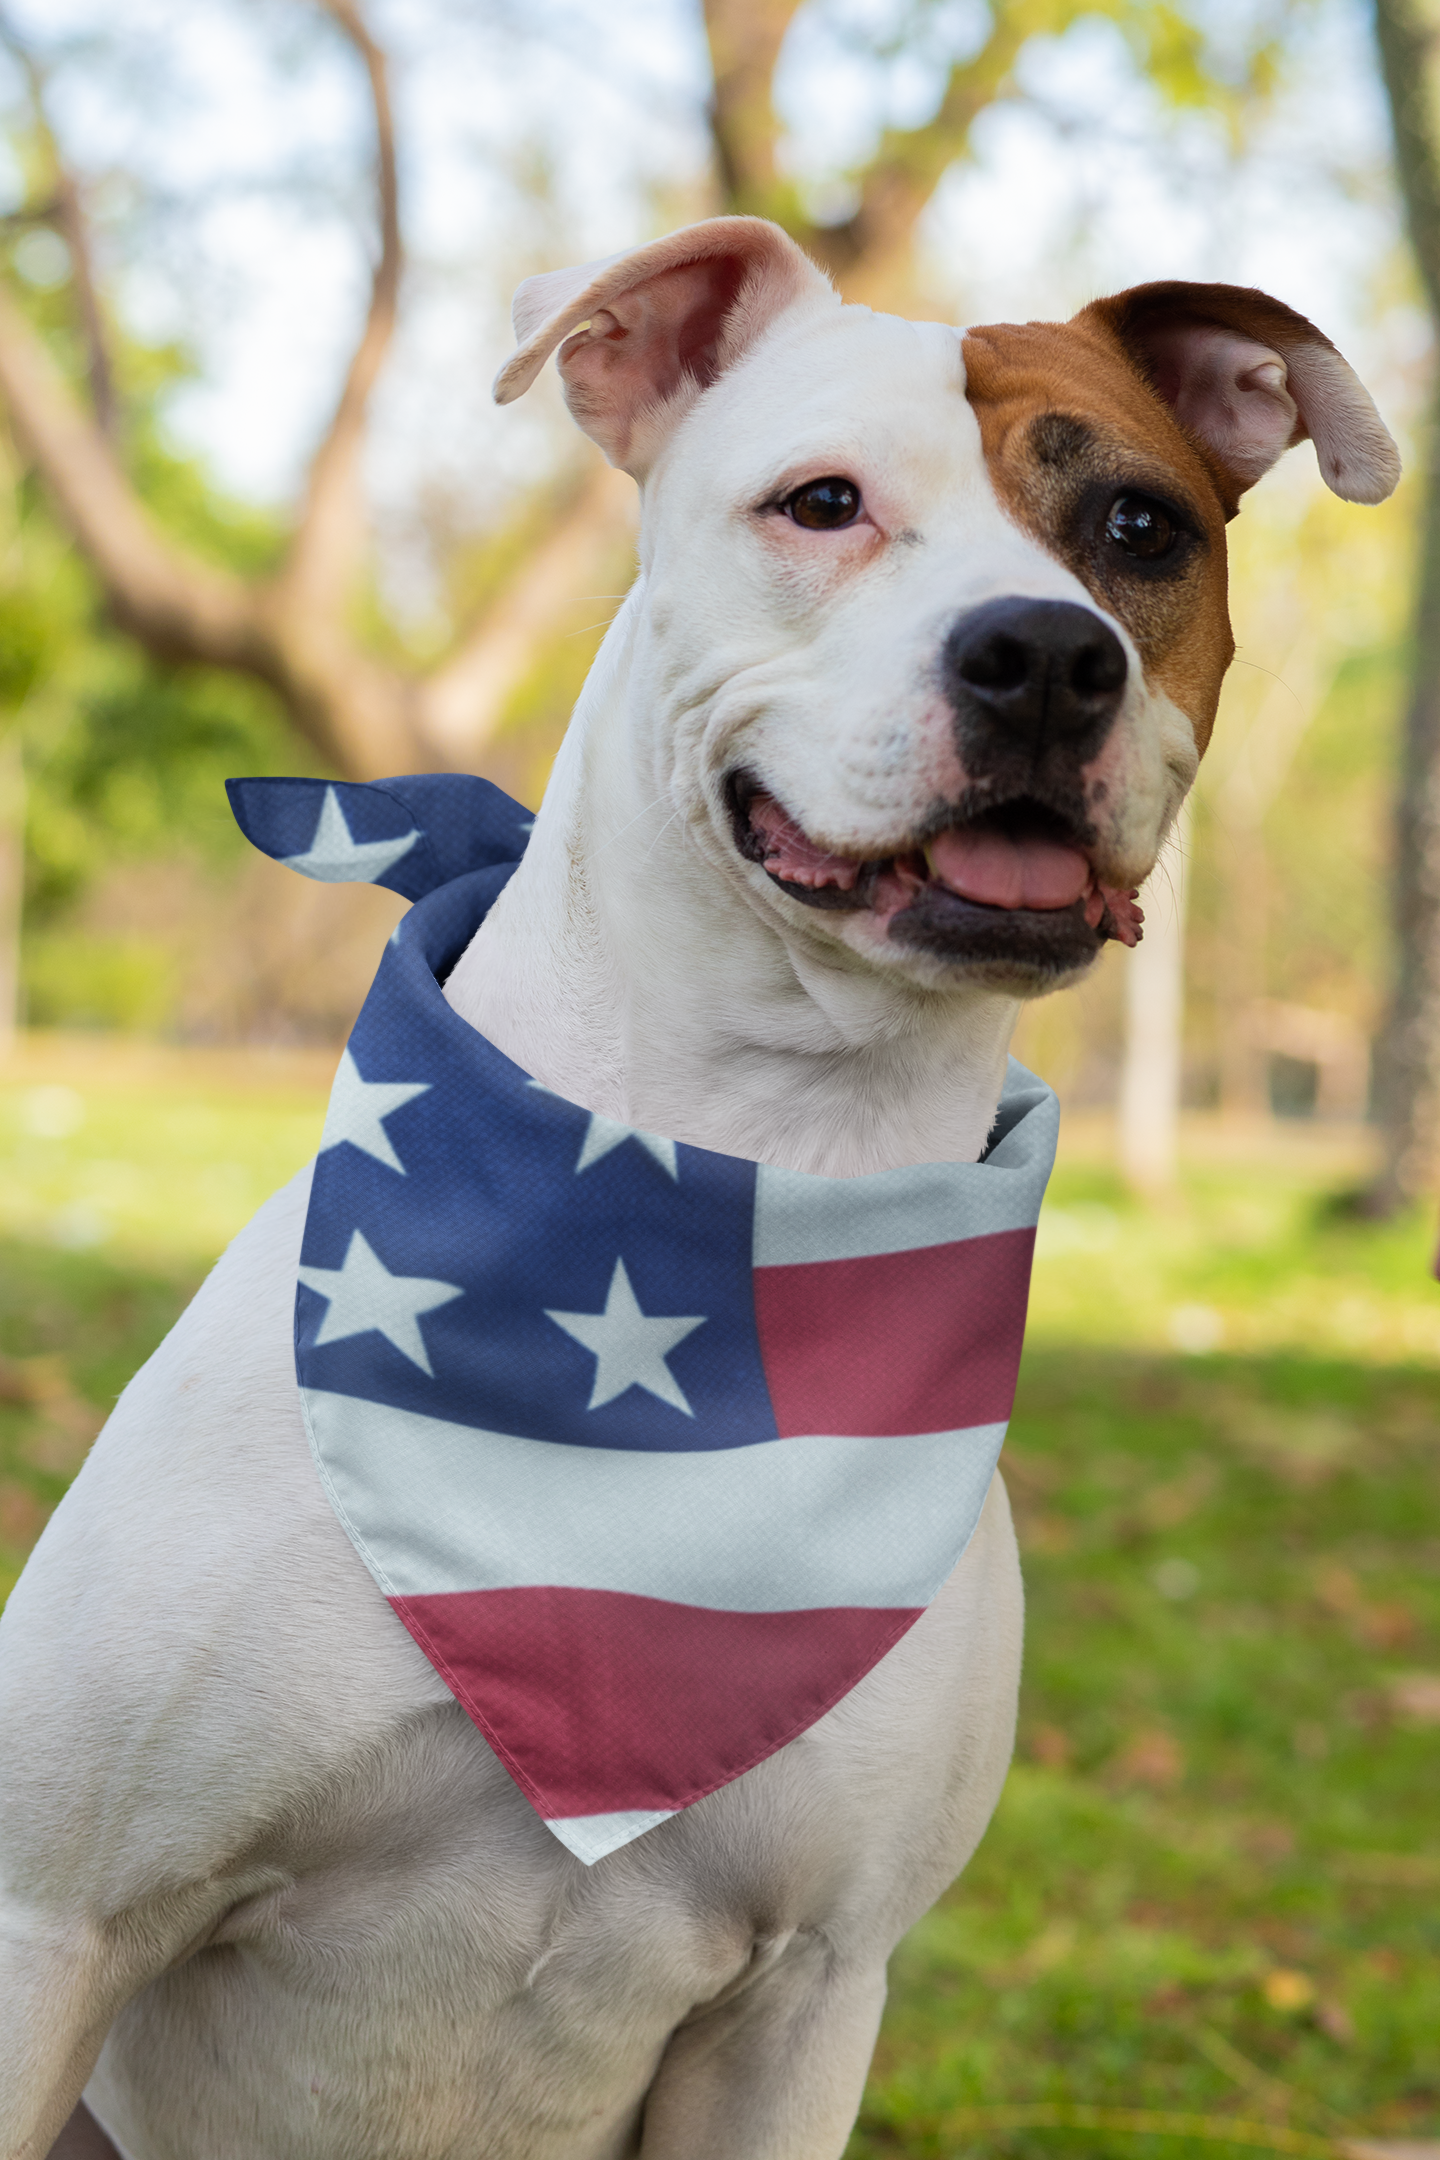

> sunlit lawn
[0,1037,1436,2156]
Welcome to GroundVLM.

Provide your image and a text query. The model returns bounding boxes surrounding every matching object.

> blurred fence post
[0,725,22,1055]
[1118,799,1192,1195]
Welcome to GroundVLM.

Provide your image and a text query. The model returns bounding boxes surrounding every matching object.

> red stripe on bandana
[753,1226,1036,1439]
[391,1585,923,1818]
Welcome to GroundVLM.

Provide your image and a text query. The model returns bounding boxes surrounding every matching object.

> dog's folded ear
[1078,282,1400,507]
[493,216,834,475]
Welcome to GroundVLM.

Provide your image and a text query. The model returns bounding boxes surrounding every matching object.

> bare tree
[705,0,1091,306]
[1371,0,1440,1207]
[0,0,1259,788]
[0,0,632,781]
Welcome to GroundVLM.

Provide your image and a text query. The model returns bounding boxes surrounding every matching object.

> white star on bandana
[284,786,420,884]
[527,1083,679,1180]
[319,1049,430,1174]
[574,1115,678,1179]
[299,1229,463,1376]
[546,1258,706,1414]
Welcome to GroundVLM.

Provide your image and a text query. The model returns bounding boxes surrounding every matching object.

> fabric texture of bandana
[230,772,1060,1865]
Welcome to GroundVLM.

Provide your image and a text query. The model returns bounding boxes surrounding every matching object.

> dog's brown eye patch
[1105,493,1176,560]
[786,477,862,529]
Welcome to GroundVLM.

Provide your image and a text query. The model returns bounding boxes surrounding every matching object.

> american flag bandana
[229,773,1059,1865]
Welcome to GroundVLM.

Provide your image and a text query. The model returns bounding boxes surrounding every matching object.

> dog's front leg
[637,1938,887,2160]
[0,1855,291,2160]
[0,1894,184,2160]
[0,1917,118,2160]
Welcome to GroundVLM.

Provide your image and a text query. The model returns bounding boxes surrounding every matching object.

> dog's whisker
[638,805,686,867]
[586,794,674,861]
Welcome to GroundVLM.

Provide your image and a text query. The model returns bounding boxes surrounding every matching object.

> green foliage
[21,657,307,927]
[21,932,179,1032]
[0,115,305,987]
[0,580,54,712]
[780,0,1303,239]
[0,1049,325,1598]
[0,219,309,1037]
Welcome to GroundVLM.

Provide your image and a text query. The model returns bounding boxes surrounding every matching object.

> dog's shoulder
[0,1166,451,1913]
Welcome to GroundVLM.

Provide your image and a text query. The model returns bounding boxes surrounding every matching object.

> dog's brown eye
[1105,493,1175,559]
[786,477,862,529]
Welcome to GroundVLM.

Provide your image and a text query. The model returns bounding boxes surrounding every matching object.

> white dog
[0,217,1397,2160]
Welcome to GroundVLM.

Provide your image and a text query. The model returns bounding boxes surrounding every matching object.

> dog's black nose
[943,597,1127,754]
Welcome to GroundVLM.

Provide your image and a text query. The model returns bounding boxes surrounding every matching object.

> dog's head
[496,217,1397,997]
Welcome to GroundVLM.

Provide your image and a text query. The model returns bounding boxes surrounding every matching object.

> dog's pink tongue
[926,827,1091,911]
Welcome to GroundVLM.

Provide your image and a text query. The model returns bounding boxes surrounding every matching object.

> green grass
[0,1038,329,1599]
[850,1144,1440,2160]
[0,1045,1436,2154]
[852,1340,1439,2159]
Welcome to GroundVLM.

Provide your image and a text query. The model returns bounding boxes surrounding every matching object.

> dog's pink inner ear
[1139,320,1302,489]
[494,216,834,476]
[1092,284,1400,507]
[558,253,751,465]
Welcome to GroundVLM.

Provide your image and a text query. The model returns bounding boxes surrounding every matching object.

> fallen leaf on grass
[1263,1968,1316,2012]
[1018,1511,1075,1555]
[1315,2000,1356,2046]
[1143,1980,1190,2016]
[1028,1723,1072,1769]
[1359,1602,1416,1651]
[1132,1462,1218,1534]
[1335,1852,1440,1887]
[1,1353,103,1476]
[1316,1563,1364,1616]
[1233,1408,1361,1487]
[1013,1920,1077,1979]
[1342,2144,1440,2160]
[1387,1672,1440,1723]
[1112,1728,1184,1790]
[1314,1567,1417,1652]
[1243,1822,1297,1865]
[0,1482,50,1549]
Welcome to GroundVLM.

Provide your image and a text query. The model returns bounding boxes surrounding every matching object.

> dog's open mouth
[729,778,1143,975]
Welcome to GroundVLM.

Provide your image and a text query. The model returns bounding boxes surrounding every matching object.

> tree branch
[277,0,403,622]
[420,463,635,758]
[0,0,440,778]
[0,10,118,438]
[1374,0,1440,324]
[702,0,808,222]
[0,269,433,776]
[803,11,1032,287]
[1368,0,1440,1202]
[0,278,253,664]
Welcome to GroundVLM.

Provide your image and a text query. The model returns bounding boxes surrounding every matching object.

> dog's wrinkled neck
[445,595,1021,1178]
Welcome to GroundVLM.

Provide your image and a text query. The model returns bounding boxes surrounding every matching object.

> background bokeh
[0,4,1435,2156]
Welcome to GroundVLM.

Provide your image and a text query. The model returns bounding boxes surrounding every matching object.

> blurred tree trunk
[704,0,1038,305]
[1207,619,1326,1119]
[1371,0,1440,1206]
[0,726,21,1051]
[0,2,635,782]
[1118,802,1191,1193]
